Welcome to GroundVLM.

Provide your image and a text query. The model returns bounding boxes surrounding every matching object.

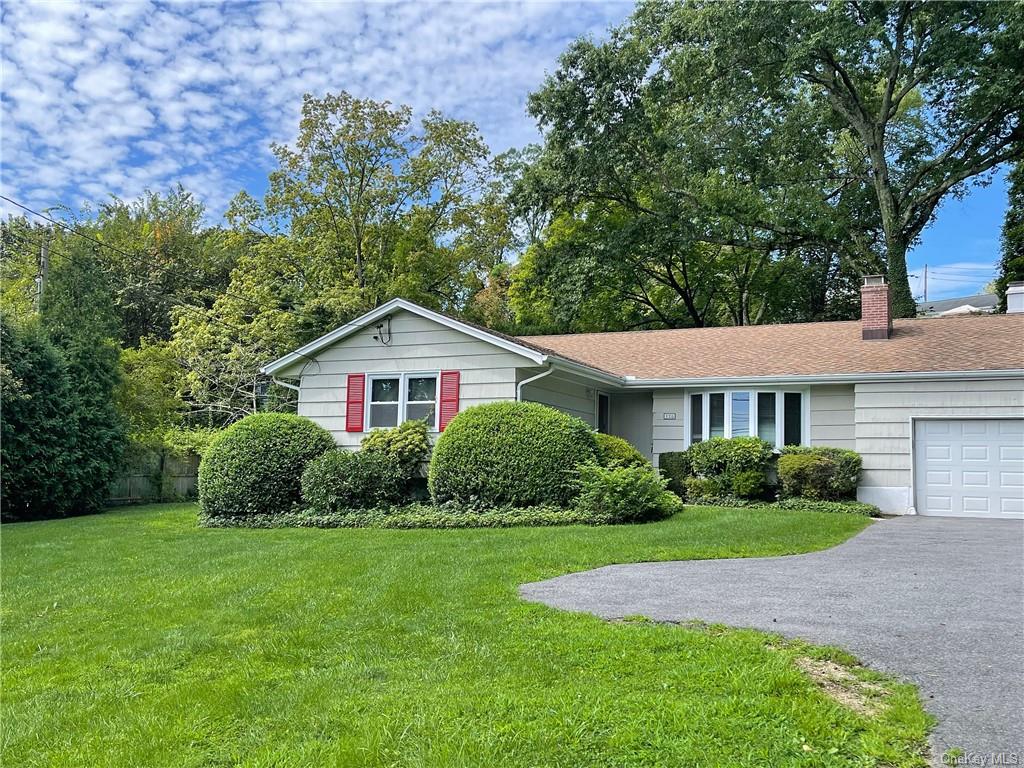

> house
[262,278,1024,519]
[917,292,998,317]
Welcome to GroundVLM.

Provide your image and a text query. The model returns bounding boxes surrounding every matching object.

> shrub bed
[302,450,405,513]
[778,446,861,500]
[199,503,652,530]
[428,401,598,507]
[678,497,880,516]
[593,433,650,468]
[199,413,335,518]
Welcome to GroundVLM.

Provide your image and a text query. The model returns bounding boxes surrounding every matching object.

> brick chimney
[861,275,892,340]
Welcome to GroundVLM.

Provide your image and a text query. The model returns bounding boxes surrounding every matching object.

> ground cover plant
[2,503,930,767]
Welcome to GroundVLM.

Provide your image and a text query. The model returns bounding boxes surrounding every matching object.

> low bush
[657,451,691,497]
[685,437,775,499]
[428,401,598,508]
[199,413,335,518]
[730,469,767,499]
[779,446,861,500]
[199,504,612,530]
[684,476,725,503]
[594,433,650,468]
[687,436,774,478]
[361,420,432,479]
[772,498,879,516]
[573,463,682,523]
[302,450,404,513]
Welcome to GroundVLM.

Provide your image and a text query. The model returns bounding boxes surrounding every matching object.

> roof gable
[261,298,550,376]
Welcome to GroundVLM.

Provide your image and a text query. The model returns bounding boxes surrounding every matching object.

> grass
[1,504,931,767]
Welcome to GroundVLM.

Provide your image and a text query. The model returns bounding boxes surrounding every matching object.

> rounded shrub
[657,451,691,497]
[428,401,599,507]
[594,433,650,468]
[360,419,432,479]
[302,449,405,512]
[573,463,680,523]
[199,413,336,518]
[779,446,861,500]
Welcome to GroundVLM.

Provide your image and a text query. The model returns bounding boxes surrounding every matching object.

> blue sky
[0,1,1009,300]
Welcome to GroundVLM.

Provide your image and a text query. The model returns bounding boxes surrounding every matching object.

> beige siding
[294,310,527,447]
[652,389,686,465]
[519,370,598,426]
[855,378,1024,495]
[809,384,856,450]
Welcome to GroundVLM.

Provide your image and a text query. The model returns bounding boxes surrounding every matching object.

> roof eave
[622,368,1024,388]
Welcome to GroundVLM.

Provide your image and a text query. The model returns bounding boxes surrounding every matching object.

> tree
[173,93,512,422]
[995,163,1024,311]
[522,3,878,328]
[0,319,76,521]
[40,245,127,514]
[526,0,1023,320]
[644,0,1023,316]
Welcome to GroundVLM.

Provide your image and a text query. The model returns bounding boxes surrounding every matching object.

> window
[709,393,725,437]
[690,394,703,444]
[369,377,400,428]
[406,376,437,425]
[367,373,438,430]
[757,392,776,443]
[731,392,750,437]
[685,388,807,449]
[783,392,803,446]
[597,393,610,434]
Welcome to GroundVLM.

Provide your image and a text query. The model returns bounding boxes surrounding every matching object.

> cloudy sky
[0,1,1007,300]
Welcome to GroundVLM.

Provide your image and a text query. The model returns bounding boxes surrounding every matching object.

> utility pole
[923,264,928,302]
[35,230,50,311]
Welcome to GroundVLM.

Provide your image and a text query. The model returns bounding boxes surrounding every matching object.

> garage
[914,419,1024,518]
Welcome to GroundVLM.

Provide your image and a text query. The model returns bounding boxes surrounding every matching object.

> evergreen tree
[995,163,1024,311]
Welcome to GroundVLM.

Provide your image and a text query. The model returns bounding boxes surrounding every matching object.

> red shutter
[438,370,460,431]
[345,373,365,432]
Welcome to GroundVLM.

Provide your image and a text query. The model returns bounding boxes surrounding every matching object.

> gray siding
[293,309,527,447]
[519,370,597,427]
[611,392,654,458]
[809,384,856,450]
[855,378,1024,495]
[652,389,687,465]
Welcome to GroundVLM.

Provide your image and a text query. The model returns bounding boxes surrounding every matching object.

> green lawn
[1,504,930,767]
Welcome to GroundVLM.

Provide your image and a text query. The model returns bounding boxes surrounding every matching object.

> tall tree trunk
[885,238,916,318]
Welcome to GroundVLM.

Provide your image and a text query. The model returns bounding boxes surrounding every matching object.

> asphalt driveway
[521,517,1024,762]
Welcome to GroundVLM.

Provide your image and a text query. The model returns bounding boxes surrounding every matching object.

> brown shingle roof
[518,314,1024,380]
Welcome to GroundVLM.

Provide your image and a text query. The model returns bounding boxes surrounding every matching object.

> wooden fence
[107,448,200,506]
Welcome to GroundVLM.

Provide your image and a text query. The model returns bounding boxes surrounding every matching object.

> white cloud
[0,0,631,222]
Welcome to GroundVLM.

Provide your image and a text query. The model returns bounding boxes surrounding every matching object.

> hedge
[658,451,691,497]
[302,449,405,512]
[778,446,861,500]
[199,413,335,517]
[428,401,598,507]
[685,436,775,500]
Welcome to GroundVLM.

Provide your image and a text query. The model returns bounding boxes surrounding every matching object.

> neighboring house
[262,278,1024,519]
[917,292,998,316]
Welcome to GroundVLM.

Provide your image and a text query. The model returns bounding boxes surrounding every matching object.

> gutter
[620,368,1024,388]
[517,364,554,400]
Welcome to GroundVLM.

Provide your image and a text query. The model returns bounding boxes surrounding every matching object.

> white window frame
[365,371,440,432]
[683,387,810,449]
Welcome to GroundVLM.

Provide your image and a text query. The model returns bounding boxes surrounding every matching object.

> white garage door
[914,419,1024,518]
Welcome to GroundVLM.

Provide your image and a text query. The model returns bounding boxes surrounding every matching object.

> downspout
[517,363,553,401]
